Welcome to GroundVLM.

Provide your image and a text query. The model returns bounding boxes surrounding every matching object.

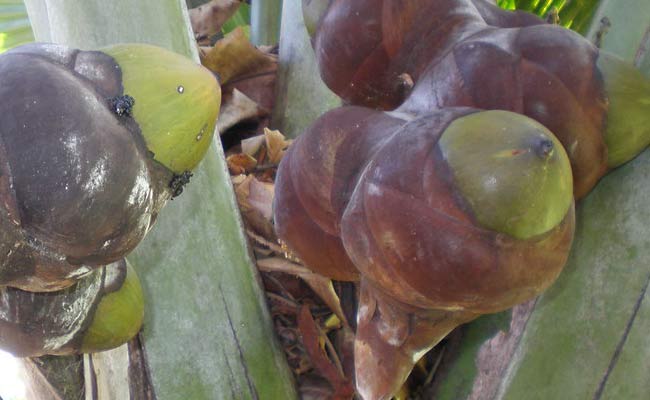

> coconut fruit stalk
[306,0,650,199]
[0,259,144,357]
[0,43,220,291]
[274,107,575,399]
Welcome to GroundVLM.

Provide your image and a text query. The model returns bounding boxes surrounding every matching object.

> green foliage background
[0,1,33,53]
[0,0,604,53]
[0,0,251,53]
[497,0,601,33]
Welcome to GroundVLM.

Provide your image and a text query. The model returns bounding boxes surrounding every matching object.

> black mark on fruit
[109,95,135,117]
[536,139,554,159]
[169,171,193,198]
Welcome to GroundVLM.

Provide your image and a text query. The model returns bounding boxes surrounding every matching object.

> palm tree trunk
[20,0,297,398]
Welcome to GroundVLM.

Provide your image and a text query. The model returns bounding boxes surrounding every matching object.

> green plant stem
[22,0,297,398]
[251,0,282,45]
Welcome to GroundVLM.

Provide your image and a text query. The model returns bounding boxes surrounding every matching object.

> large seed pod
[306,0,518,108]
[308,0,650,199]
[305,0,542,109]
[0,259,144,357]
[341,110,575,311]
[274,105,405,281]
[0,43,220,291]
[275,107,574,306]
[274,107,575,399]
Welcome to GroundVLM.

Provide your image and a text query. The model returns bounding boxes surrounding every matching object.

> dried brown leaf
[257,258,349,327]
[297,306,355,399]
[205,37,277,114]
[299,375,336,400]
[222,55,278,112]
[333,327,356,391]
[267,292,300,315]
[305,279,349,329]
[200,27,275,84]
[264,127,291,165]
[231,174,247,185]
[190,0,242,45]
[233,175,275,236]
[217,89,263,134]
[226,153,257,175]
[246,177,274,220]
[241,135,266,156]
[257,257,313,276]
[246,229,284,254]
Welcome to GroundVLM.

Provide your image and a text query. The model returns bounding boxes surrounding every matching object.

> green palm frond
[497,0,601,34]
[0,1,33,53]
[221,2,250,35]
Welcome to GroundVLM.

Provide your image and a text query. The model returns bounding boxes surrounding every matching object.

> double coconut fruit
[0,42,220,355]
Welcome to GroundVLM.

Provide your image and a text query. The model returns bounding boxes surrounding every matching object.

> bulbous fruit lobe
[0,43,172,290]
[273,106,405,281]
[438,110,573,239]
[275,106,576,399]
[0,259,141,356]
[597,51,650,168]
[81,259,144,352]
[0,43,220,290]
[102,44,221,174]
[312,1,616,199]
[333,109,576,399]
[340,109,575,313]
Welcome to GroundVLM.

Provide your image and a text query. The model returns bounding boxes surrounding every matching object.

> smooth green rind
[81,261,144,353]
[24,0,297,399]
[438,110,573,239]
[103,43,221,173]
[598,51,650,168]
[271,0,340,138]
[432,3,650,399]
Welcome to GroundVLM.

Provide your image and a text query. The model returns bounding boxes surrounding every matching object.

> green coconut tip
[438,110,573,240]
[102,43,221,174]
[81,260,144,353]
[597,51,650,168]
